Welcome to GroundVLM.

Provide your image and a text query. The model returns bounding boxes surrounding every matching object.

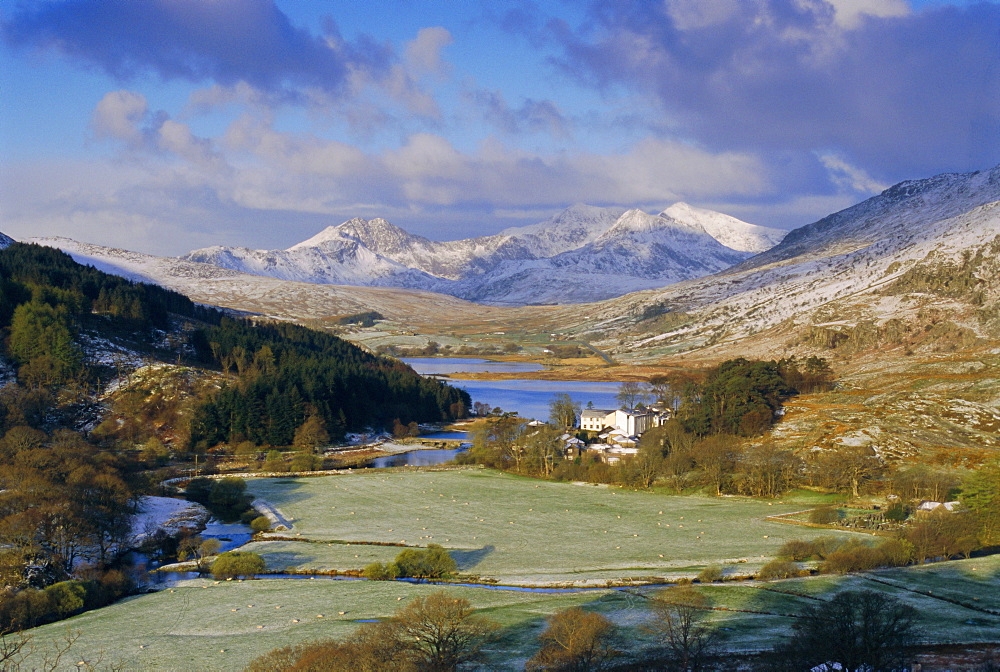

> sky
[1,0,998,256]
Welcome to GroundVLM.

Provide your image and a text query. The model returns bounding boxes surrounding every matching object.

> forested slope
[0,242,468,444]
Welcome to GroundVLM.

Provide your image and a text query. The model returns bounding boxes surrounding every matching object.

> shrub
[289,453,322,472]
[809,506,841,525]
[820,541,883,574]
[212,551,266,580]
[877,538,915,567]
[778,539,818,561]
[250,515,271,533]
[759,559,800,580]
[363,562,400,581]
[43,581,86,617]
[811,536,847,558]
[696,564,723,583]
[234,440,259,456]
[184,477,213,505]
[394,544,457,579]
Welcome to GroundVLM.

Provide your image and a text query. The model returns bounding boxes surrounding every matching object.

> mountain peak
[288,217,424,253]
[0,231,15,249]
[660,202,786,253]
[286,225,343,250]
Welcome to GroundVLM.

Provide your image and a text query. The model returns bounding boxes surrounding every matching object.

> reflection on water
[450,379,622,422]
[419,431,470,441]
[369,448,467,468]
[201,520,253,552]
[403,356,624,422]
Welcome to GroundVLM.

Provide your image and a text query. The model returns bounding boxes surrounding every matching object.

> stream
[156,357,633,593]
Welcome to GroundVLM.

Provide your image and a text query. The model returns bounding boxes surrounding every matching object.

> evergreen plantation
[187,319,471,447]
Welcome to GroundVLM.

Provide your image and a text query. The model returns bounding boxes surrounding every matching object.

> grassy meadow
[243,469,862,584]
[19,470,1000,670]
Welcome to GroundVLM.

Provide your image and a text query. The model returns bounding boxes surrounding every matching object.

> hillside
[531,166,1000,465]
[182,203,785,305]
[0,243,470,445]
[552,166,1000,362]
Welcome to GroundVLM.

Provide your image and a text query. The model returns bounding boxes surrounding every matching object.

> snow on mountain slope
[0,231,14,248]
[25,236,501,327]
[181,203,774,305]
[551,209,749,277]
[564,165,1000,360]
[743,167,1000,271]
[500,204,628,257]
[662,202,786,253]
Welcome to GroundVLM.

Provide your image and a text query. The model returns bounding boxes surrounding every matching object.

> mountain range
[566,165,1000,361]
[9,165,1000,367]
[182,203,786,305]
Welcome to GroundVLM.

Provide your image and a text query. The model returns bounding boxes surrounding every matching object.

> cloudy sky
[1,0,997,255]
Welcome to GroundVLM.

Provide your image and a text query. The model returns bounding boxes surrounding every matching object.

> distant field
[243,469,862,584]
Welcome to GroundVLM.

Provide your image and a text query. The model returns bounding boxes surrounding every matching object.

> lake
[402,357,544,375]
[402,358,622,422]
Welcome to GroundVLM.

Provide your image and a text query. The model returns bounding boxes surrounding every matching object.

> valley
[3,165,1000,670]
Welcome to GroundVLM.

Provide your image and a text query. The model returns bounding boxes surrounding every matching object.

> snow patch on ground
[132,496,210,543]
[251,498,293,531]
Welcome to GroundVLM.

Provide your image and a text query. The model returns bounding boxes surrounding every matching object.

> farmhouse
[916,500,963,516]
[580,408,615,432]
[580,408,660,436]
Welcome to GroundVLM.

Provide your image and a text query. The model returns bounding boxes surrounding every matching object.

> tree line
[0,243,471,452]
[187,318,471,448]
[0,426,141,633]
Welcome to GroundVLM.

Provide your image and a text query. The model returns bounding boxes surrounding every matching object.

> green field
[18,577,620,671]
[244,469,862,584]
[19,470,1000,670]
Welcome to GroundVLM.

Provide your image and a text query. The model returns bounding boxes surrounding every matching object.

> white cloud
[818,153,889,194]
[664,0,742,30]
[91,90,148,143]
[405,27,453,76]
[825,0,909,28]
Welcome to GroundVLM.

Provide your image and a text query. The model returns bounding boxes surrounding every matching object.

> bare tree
[769,589,919,672]
[616,381,648,409]
[549,393,581,429]
[644,586,721,671]
[392,591,500,672]
[527,607,617,671]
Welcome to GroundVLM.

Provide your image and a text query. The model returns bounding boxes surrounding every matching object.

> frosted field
[20,468,1000,670]
[23,554,1000,671]
[673,554,1000,652]
[244,469,861,584]
[20,577,620,672]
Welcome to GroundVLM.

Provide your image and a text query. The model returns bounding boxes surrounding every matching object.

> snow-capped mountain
[575,165,1000,359]
[0,231,14,248]
[661,202,786,253]
[499,204,630,257]
[183,204,783,304]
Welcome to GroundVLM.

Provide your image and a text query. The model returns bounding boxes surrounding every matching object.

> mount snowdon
[182,204,785,305]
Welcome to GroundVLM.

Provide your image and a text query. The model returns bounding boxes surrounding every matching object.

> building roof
[581,409,614,418]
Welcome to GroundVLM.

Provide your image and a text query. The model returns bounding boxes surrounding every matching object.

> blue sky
[1,0,997,255]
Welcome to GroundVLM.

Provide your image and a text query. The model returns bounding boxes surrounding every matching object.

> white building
[580,408,615,431]
[580,408,656,436]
